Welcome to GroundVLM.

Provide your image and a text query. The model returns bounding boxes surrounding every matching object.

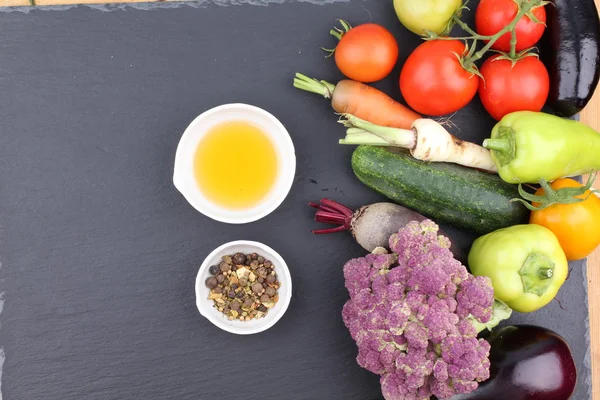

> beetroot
[309,198,459,256]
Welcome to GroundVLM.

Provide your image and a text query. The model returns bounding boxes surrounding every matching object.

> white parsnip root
[339,114,498,173]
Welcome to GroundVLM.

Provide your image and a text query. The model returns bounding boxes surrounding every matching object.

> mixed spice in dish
[205,252,280,321]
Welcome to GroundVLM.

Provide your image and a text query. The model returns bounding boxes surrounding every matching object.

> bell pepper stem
[482,138,511,153]
[483,126,517,166]
[519,252,556,297]
[538,267,554,279]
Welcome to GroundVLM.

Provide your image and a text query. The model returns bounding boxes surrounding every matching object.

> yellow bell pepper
[467,224,568,313]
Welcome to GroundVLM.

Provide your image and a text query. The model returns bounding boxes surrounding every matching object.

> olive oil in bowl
[193,120,279,210]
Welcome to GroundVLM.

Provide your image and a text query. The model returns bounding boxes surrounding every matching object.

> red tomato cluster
[397,0,550,120]
[328,0,550,121]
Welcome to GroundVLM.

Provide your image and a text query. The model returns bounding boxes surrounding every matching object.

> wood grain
[0,0,598,397]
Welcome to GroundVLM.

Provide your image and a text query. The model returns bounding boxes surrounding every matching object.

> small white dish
[173,103,296,224]
[195,240,292,335]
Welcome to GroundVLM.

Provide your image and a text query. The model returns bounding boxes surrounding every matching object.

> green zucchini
[351,145,530,235]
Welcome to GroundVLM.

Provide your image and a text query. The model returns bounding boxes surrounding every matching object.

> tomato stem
[511,173,600,211]
[432,0,549,71]
[509,29,518,59]
[453,16,490,39]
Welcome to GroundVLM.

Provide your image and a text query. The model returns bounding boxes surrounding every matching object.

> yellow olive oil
[193,120,279,209]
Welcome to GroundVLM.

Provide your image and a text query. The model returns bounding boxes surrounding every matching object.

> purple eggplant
[449,325,577,400]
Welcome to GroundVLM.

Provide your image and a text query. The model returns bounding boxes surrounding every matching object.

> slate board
[0,1,591,399]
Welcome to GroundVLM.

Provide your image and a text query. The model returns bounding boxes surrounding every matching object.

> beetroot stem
[312,225,347,234]
[309,198,354,235]
[315,211,346,224]
[320,198,353,217]
[309,202,339,214]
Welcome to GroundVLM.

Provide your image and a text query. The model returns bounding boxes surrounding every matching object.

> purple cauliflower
[341,220,512,400]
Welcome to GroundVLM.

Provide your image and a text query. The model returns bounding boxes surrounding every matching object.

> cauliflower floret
[341,220,510,400]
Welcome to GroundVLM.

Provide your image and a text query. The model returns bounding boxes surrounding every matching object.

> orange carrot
[293,73,420,130]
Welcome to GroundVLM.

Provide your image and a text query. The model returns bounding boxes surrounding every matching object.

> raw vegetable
[475,0,547,52]
[539,0,600,117]
[483,111,600,184]
[341,220,513,400]
[308,198,463,258]
[450,325,577,400]
[419,0,550,118]
[322,20,399,83]
[468,224,568,313]
[339,114,497,172]
[293,73,420,130]
[392,0,463,36]
[526,177,600,261]
[478,53,550,121]
[399,39,479,116]
[350,145,530,235]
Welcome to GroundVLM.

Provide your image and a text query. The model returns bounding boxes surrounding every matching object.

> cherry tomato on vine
[475,0,547,52]
[333,23,399,83]
[478,54,550,121]
[530,178,600,261]
[399,39,479,116]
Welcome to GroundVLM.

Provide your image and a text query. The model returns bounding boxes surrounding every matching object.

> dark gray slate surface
[0,1,591,399]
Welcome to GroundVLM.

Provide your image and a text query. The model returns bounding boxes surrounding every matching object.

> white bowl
[195,240,292,335]
[173,103,296,224]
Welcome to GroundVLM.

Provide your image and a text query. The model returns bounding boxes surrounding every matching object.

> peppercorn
[252,282,264,294]
[257,256,265,263]
[209,265,220,275]
[230,301,241,311]
[264,260,272,268]
[228,290,236,299]
[265,287,276,297]
[266,274,276,284]
[205,277,218,289]
[219,262,231,273]
[236,291,244,299]
[239,277,248,287]
[233,252,246,264]
[216,274,225,283]
[257,277,264,284]
[260,294,270,304]
[231,283,239,290]
[243,298,254,308]
[257,267,267,277]
[258,305,267,312]
[251,253,258,260]
[213,287,222,294]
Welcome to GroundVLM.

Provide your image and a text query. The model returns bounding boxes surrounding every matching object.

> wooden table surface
[1,0,599,397]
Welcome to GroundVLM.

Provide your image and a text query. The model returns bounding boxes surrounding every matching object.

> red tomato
[478,54,549,121]
[334,23,399,83]
[399,40,479,116]
[475,0,547,52]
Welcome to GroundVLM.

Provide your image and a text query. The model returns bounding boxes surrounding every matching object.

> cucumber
[351,145,530,235]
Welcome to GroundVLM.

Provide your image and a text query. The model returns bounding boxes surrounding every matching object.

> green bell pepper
[467,224,568,313]
[483,111,600,184]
